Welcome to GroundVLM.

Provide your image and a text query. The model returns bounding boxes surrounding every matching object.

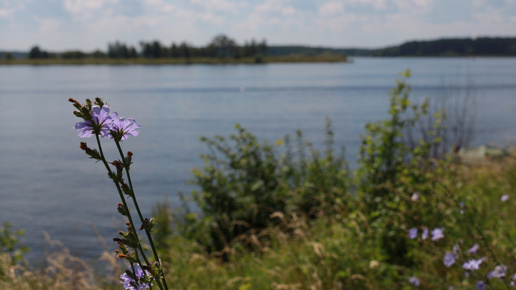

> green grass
[151,157,515,289]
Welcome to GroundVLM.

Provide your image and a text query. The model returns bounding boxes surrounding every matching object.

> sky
[1,0,516,52]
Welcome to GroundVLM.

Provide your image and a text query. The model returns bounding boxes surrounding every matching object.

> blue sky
[1,0,516,51]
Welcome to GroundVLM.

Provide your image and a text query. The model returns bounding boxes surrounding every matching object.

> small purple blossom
[443,252,456,267]
[120,264,152,290]
[411,192,420,201]
[476,280,486,290]
[421,227,429,240]
[452,243,460,256]
[501,194,509,202]
[74,105,116,138]
[431,227,445,241]
[459,201,465,214]
[409,228,418,239]
[409,276,420,287]
[468,243,479,254]
[463,257,486,271]
[487,265,507,279]
[108,117,141,141]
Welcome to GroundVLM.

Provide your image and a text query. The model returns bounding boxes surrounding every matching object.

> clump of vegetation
[180,119,349,258]
[1,71,513,289]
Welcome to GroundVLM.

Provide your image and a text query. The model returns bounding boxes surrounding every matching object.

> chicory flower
[421,227,429,240]
[120,264,153,290]
[444,252,455,267]
[109,117,141,141]
[463,257,486,271]
[409,228,418,239]
[409,276,420,287]
[74,105,116,138]
[431,227,445,241]
[468,243,479,254]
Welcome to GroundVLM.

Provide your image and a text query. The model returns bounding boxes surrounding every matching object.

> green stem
[115,140,169,290]
[94,134,160,289]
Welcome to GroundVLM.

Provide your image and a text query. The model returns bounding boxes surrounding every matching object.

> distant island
[0,36,515,65]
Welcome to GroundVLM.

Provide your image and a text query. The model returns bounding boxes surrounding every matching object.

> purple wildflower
[409,276,420,287]
[476,280,486,290]
[108,117,141,141]
[120,264,152,290]
[487,265,507,279]
[459,201,465,214]
[411,192,420,201]
[443,252,456,267]
[431,227,445,241]
[421,227,429,240]
[501,194,509,202]
[452,243,460,256]
[409,228,418,239]
[463,257,486,271]
[468,243,479,254]
[74,105,116,138]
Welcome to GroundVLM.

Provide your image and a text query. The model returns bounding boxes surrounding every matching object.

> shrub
[185,120,349,257]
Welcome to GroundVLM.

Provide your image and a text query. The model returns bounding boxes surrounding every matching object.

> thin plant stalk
[115,140,169,290]
[94,134,160,289]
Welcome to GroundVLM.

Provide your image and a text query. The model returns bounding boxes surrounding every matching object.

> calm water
[0,58,515,261]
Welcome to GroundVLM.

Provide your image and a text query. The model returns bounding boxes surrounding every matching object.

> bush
[184,120,349,257]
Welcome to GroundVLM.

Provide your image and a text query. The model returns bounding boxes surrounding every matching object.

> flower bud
[120,180,133,197]
[94,97,104,107]
[117,203,129,216]
[126,151,133,163]
[140,218,157,232]
[79,142,101,160]
[111,160,124,180]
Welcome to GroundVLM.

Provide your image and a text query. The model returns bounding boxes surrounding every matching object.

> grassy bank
[0,55,347,66]
[1,155,514,289]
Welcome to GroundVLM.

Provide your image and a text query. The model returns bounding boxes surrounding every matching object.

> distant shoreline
[0,56,348,66]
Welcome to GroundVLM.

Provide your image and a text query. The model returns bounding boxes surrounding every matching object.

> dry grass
[0,233,121,290]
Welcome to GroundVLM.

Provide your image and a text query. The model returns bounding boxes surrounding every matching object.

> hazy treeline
[27,34,267,60]
[9,36,516,61]
[373,37,516,56]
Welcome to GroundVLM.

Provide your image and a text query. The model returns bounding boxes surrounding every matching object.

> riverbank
[2,153,515,289]
[0,55,347,65]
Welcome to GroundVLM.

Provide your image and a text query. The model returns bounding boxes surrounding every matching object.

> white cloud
[198,12,225,25]
[0,8,15,18]
[142,0,177,13]
[353,0,387,10]
[33,16,61,33]
[318,1,344,16]
[190,0,238,13]
[63,0,117,14]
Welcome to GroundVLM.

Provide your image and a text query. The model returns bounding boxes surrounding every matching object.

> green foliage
[357,70,432,207]
[184,120,349,256]
[354,70,456,266]
[0,221,29,277]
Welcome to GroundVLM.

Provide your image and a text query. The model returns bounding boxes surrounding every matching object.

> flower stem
[94,134,161,289]
[115,140,169,290]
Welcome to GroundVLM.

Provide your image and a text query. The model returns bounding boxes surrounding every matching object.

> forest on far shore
[0,36,515,62]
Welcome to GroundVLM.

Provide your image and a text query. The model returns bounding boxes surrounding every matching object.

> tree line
[372,37,516,56]
[28,34,267,60]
